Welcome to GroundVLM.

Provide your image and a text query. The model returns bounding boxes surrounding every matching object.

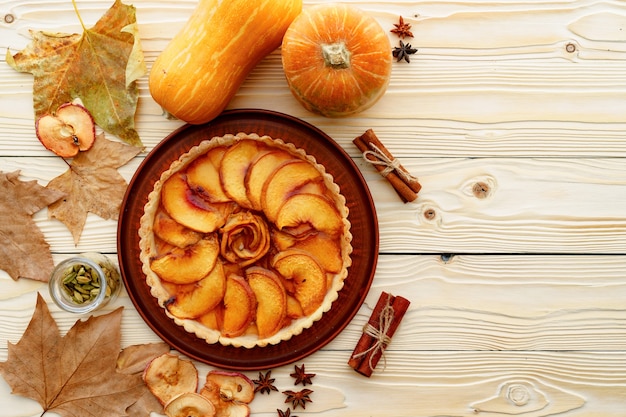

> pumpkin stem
[321,42,350,69]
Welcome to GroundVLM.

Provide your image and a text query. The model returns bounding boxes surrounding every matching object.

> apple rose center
[220,211,271,267]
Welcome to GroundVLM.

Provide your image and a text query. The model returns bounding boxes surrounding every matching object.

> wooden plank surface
[1,0,626,416]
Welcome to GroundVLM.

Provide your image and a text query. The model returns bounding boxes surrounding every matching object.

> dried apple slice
[219,139,268,209]
[275,193,343,236]
[35,102,96,158]
[272,248,327,316]
[261,159,323,222]
[164,393,216,417]
[150,235,220,284]
[200,371,254,417]
[186,146,231,203]
[153,210,203,248]
[220,274,256,338]
[143,353,199,406]
[165,261,226,319]
[246,266,287,339]
[245,150,294,210]
[161,172,229,233]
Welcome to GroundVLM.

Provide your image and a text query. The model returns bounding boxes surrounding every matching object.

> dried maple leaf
[0,294,145,416]
[6,0,145,147]
[47,133,141,244]
[116,342,170,416]
[0,170,65,281]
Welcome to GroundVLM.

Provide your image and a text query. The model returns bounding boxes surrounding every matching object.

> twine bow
[362,143,418,183]
[352,294,395,372]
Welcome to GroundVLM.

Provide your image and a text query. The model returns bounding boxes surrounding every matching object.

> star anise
[392,40,418,63]
[253,370,278,395]
[391,15,414,39]
[277,408,298,417]
[283,389,314,410]
[290,364,315,386]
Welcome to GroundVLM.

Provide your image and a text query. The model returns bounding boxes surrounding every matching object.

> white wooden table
[2,1,626,416]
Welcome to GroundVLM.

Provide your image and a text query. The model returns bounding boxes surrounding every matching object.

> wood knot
[4,13,15,24]
[565,43,576,53]
[472,181,490,199]
[423,208,437,220]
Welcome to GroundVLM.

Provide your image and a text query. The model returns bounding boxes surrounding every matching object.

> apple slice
[246,266,287,339]
[220,274,256,338]
[200,371,254,417]
[261,159,323,222]
[164,393,216,417]
[186,146,231,203]
[161,172,229,233]
[35,102,96,158]
[143,353,199,406]
[275,193,344,236]
[153,210,203,248]
[272,230,344,274]
[165,261,226,319]
[150,235,220,284]
[272,249,327,316]
[244,150,294,210]
[219,139,269,209]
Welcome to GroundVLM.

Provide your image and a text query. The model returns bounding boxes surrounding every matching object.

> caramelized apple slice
[272,249,327,316]
[161,172,229,233]
[143,353,199,406]
[275,193,343,236]
[165,261,226,319]
[219,139,268,209]
[153,210,203,248]
[220,274,256,338]
[261,159,323,222]
[186,146,231,203]
[245,150,294,210]
[150,236,219,284]
[164,393,216,417]
[246,266,287,339]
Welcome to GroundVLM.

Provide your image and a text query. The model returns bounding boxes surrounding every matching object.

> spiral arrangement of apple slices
[139,133,352,348]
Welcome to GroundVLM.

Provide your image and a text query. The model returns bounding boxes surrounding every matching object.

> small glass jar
[49,252,121,314]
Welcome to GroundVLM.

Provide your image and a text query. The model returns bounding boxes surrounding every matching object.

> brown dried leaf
[0,294,145,416]
[0,171,65,281]
[6,0,145,146]
[47,133,141,244]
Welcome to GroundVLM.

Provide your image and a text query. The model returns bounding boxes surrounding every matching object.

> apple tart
[139,133,352,348]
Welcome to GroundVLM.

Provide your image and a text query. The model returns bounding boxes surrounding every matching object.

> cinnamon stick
[353,129,421,203]
[348,292,411,377]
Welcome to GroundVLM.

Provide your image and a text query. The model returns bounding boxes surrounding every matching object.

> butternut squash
[149,0,303,124]
[281,3,392,117]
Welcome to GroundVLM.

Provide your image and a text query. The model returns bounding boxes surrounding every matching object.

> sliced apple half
[272,248,327,316]
[165,261,226,319]
[35,102,96,158]
[143,353,199,406]
[220,274,256,338]
[261,159,323,222]
[275,193,344,236]
[186,146,231,203]
[219,139,268,209]
[161,172,229,233]
[245,150,295,211]
[164,392,216,417]
[200,371,254,417]
[150,235,220,284]
[246,266,287,339]
[153,210,203,248]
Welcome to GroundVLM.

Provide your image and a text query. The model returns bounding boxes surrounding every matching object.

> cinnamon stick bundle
[353,129,421,203]
[348,292,411,377]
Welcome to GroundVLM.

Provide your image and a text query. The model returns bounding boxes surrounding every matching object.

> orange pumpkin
[281,3,392,117]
